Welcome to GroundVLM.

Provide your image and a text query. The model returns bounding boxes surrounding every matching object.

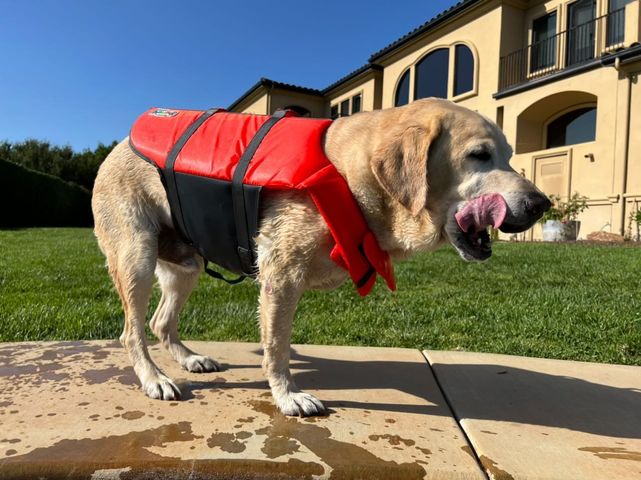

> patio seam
[420,349,489,480]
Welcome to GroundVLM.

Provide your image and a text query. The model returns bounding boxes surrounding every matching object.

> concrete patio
[0,341,639,479]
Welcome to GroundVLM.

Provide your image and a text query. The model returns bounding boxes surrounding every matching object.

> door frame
[530,148,573,240]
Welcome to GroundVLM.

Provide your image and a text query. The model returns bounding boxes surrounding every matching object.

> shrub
[0,159,92,227]
[540,192,589,223]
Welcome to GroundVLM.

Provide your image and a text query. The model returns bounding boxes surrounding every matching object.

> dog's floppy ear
[371,119,441,216]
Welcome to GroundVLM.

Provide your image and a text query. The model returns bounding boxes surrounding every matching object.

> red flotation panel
[130,107,395,296]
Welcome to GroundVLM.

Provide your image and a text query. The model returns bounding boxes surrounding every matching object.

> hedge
[0,159,93,227]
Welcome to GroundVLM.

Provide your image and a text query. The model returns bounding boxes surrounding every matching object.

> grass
[1,228,640,365]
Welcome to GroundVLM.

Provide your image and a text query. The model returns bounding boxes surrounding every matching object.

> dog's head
[370,98,550,261]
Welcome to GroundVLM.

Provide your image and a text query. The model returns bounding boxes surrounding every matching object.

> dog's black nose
[525,194,552,218]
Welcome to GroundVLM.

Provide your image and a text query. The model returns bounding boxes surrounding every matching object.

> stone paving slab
[425,350,641,480]
[0,341,484,479]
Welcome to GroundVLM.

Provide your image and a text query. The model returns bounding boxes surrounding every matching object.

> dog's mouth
[445,193,507,262]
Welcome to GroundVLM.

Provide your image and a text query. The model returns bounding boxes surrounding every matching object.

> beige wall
[327,72,383,115]
[503,67,626,238]
[229,0,641,239]
[379,1,502,110]
[623,60,641,238]
[236,92,269,115]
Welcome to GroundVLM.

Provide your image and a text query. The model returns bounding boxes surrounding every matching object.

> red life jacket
[129,107,395,296]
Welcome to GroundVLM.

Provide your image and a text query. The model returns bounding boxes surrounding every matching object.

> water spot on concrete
[460,445,475,459]
[121,411,145,421]
[0,362,64,380]
[39,350,62,361]
[480,455,515,480]
[250,400,426,479]
[481,430,498,435]
[235,431,252,440]
[89,414,100,419]
[1,439,21,444]
[0,422,205,477]
[385,418,396,424]
[83,366,138,387]
[157,416,165,420]
[0,401,11,408]
[115,406,123,410]
[207,432,246,453]
[415,447,431,456]
[368,434,415,447]
[78,402,89,407]
[429,428,443,432]
[262,436,300,459]
[169,402,179,407]
[237,416,256,424]
[578,447,641,461]
[5,449,17,456]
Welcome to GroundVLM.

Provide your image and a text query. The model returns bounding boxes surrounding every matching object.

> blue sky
[0,0,458,150]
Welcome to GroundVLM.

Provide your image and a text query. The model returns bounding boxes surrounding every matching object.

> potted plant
[540,192,589,241]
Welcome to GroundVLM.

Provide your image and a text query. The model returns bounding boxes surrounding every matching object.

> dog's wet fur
[92,99,549,416]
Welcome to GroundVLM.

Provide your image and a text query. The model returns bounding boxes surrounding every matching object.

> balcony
[499,8,626,92]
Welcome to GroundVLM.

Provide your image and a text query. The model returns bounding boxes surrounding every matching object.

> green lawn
[1,228,640,365]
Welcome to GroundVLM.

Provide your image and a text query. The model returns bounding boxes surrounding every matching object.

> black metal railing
[499,8,626,91]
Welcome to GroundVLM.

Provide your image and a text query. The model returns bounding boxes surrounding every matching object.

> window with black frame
[351,94,361,114]
[394,70,410,107]
[454,44,474,96]
[531,12,557,72]
[607,0,628,47]
[340,99,349,117]
[415,48,449,100]
[566,0,596,66]
[546,106,596,149]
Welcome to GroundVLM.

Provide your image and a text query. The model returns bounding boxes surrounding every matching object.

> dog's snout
[525,193,552,218]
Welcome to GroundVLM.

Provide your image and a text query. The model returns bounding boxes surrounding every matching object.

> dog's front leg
[259,280,325,416]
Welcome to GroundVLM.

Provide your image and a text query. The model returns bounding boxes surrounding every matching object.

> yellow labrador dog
[92,98,549,416]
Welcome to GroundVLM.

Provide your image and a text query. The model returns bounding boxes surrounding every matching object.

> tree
[0,139,117,190]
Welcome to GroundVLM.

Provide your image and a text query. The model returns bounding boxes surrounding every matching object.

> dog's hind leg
[108,235,181,401]
[150,258,220,373]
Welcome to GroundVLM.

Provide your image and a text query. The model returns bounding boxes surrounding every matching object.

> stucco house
[229,0,641,239]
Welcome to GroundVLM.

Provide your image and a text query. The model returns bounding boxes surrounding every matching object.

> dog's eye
[469,149,492,161]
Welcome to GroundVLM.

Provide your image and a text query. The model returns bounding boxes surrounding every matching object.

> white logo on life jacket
[150,108,178,118]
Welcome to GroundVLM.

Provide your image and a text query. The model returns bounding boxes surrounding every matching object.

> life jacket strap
[204,261,246,285]
[231,109,288,276]
[164,107,223,243]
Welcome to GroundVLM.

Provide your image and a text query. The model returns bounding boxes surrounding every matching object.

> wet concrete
[0,341,487,479]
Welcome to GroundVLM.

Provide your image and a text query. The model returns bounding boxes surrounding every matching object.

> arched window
[454,44,474,96]
[546,107,596,148]
[284,105,311,117]
[415,48,449,100]
[395,70,410,107]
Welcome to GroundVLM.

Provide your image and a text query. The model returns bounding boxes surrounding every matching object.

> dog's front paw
[181,354,220,373]
[143,375,181,400]
[275,390,325,417]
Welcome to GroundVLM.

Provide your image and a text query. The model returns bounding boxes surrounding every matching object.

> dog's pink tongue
[455,193,507,233]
